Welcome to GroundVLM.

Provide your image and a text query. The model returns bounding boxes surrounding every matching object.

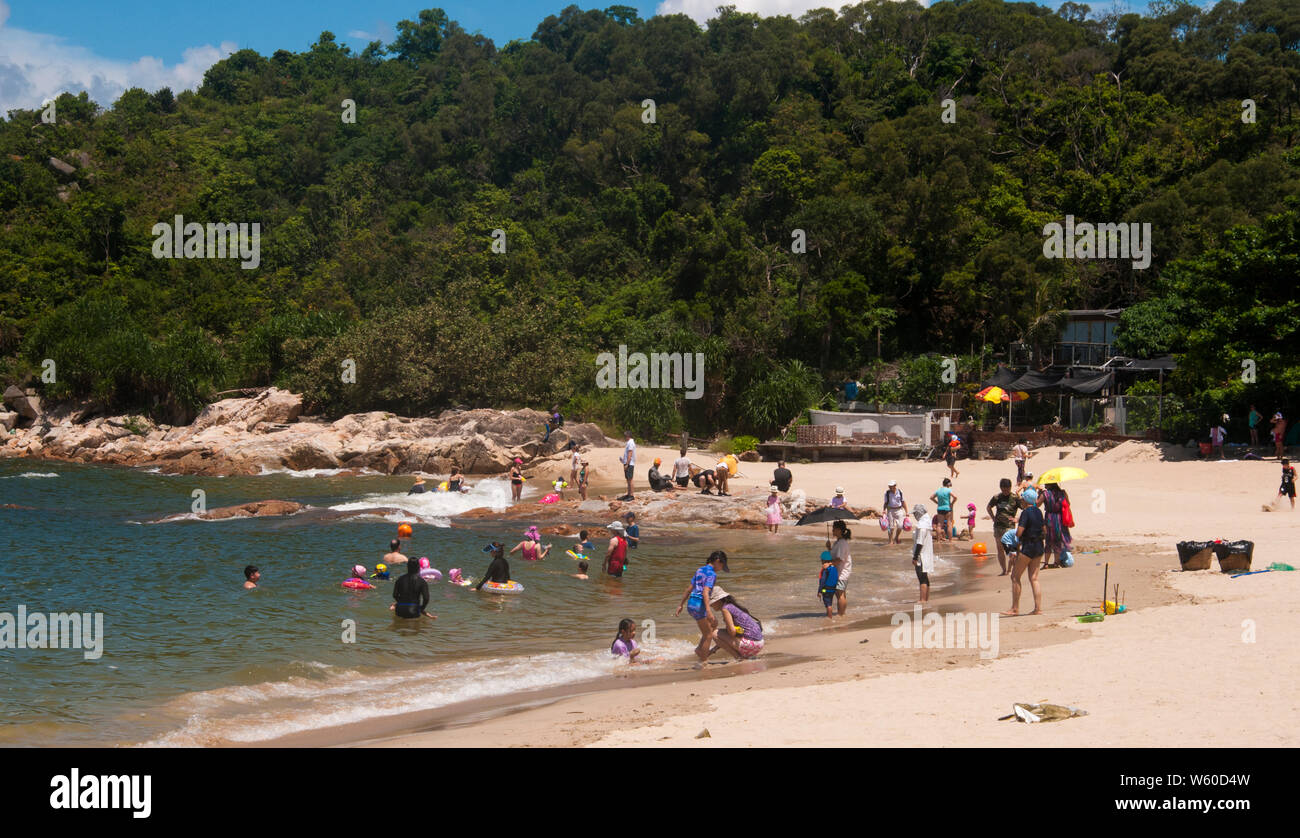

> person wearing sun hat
[883,480,905,544]
[707,585,764,660]
[830,487,847,509]
[604,521,630,577]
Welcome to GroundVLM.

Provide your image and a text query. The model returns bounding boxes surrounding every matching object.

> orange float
[398,523,413,538]
[972,542,987,555]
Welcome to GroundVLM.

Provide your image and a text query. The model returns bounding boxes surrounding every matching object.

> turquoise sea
[0,459,976,746]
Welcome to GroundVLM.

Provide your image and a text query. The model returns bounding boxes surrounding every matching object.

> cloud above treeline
[0,1,236,118]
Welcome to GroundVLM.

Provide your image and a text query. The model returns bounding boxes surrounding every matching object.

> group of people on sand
[665,550,765,663]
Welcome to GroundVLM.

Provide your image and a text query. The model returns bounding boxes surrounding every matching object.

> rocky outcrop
[200,500,304,520]
[3,385,42,422]
[1,388,614,476]
[456,488,813,530]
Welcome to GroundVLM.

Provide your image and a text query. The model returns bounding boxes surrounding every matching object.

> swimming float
[565,549,586,561]
[342,578,374,590]
[539,493,560,504]
[437,481,449,492]
[418,557,442,581]
[479,580,525,594]
[447,568,474,587]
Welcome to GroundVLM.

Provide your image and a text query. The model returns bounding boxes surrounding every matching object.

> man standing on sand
[674,449,693,488]
[618,431,636,501]
[987,478,1021,576]
[1012,439,1030,483]
[883,480,905,544]
[773,460,793,493]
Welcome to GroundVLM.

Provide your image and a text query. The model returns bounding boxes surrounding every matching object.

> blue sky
[0,1,1200,116]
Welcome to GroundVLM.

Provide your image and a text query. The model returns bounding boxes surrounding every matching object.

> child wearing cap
[830,487,847,509]
[817,552,839,619]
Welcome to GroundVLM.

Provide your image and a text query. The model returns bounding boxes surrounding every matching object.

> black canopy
[1059,371,1113,395]
[982,365,1020,389]
[1007,370,1063,393]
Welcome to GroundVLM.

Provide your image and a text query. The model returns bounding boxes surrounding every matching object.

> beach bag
[1060,550,1074,567]
[1061,495,1075,528]
[879,516,888,531]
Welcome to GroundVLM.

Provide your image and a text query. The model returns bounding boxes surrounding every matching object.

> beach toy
[479,580,525,594]
[437,481,449,492]
[972,542,987,555]
[1269,562,1296,571]
[418,557,442,581]
[902,517,912,531]
[1060,550,1074,568]
[539,493,560,504]
[398,523,413,538]
[880,517,888,531]
[448,568,473,587]
[1103,600,1125,615]
[565,550,586,561]
[1076,614,1104,623]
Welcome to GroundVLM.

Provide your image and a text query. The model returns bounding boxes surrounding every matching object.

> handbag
[1061,494,1075,528]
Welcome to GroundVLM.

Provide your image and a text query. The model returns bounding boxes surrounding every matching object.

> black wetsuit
[648,466,673,491]
[476,555,511,590]
[392,571,430,618]
[773,467,793,492]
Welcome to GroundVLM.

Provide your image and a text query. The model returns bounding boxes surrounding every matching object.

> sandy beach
[292,442,1300,748]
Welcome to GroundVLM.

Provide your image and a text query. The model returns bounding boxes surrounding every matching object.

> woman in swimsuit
[448,467,468,493]
[509,526,551,561]
[509,458,524,501]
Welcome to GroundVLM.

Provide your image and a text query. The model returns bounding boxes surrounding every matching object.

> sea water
[0,460,973,745]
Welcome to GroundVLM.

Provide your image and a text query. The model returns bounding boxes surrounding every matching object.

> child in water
[243,565,260,589]
[765,484,782,533]
[610,618,640,661]
[369,563,391,580]
[623,512,640,549]
[576,530,595,558]
[343,565,375,590]
[818,552,839,619]
[573,561,590,580]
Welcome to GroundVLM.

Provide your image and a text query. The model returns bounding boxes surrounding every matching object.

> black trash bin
[1176,540,1215,571]
[1212,540,1254,573]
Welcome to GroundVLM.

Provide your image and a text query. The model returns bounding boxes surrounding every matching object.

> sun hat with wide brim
[888,480,897,487]
[835,487,845,494]
[709,586,730,604]
[608,521,626,532]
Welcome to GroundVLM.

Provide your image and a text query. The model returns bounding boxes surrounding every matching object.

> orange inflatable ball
[398,523,413,539]
[972,542,987,555]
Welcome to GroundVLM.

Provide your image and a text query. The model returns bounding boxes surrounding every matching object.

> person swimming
[390,557,435,620]
[243,565,259,589]
[475,542,512,591]
[343,565,375,590]
[369,562,391,580]
[510,526,552,561]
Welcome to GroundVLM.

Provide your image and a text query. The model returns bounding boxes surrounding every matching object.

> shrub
[732,435,759,454]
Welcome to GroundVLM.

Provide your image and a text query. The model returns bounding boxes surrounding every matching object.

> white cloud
[0,3,236,118]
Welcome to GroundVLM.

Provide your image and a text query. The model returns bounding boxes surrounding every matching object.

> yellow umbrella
[1036,467,1088,485]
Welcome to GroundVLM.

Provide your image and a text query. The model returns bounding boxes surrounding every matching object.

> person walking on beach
[604,521,630,577]
[675,550,729,661]
[619,432,636,500]
[1012,439,1031,483]
[1037,482,1072,569]
[945,434,961,478]
[390,557,435,619]
[1272,411,1287,459]
[510,457,524,501]
[1003,489,1044,616]
[883,480,905,544]
[930,478,956,541]
[1274,458,1296,510]
[826,520,852,617]
[1249,405,1262,448]
[988,478,1021,576]
[765,484,782,533]
[910,503,935,603]
[708,588,764,659]
[773,460,793,493]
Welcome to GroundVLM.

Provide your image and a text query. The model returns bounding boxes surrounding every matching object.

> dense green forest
[1,0,1298,436]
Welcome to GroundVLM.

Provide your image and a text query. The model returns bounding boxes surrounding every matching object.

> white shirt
[674,457,692,479]
[1211,427,1225,444]
[912,513,935,573]
[621,438,636,466]
[572,449,581,470]
[1013,444,1028,461]
[831,537,852,581]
